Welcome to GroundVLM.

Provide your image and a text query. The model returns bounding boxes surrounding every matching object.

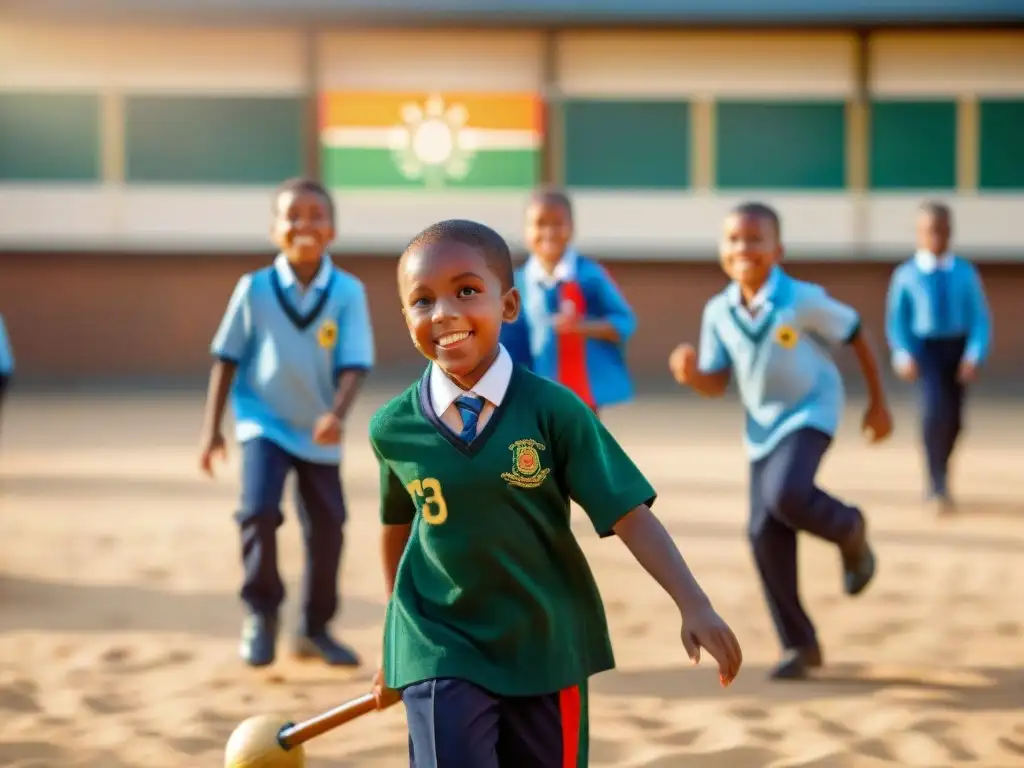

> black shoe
[769,645,823,681]
[293,630,361,667]
[927,492,956,517]
[240,613,278,667]
[840,515,876,596]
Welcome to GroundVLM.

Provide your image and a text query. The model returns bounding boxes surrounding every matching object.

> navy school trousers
[916,336,968,496]
[402,678,586,768]
[236,437,347,635]
[748,428,864,651]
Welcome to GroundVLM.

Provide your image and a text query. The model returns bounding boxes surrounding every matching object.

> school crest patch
[317,319,338,349]
[774,323,799,349]
[501,438,551,489]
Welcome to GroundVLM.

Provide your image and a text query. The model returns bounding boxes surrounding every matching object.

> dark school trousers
[236,437,347,636]
[402,678,586,768]
[916,336,968,496]
[748,428,864,651]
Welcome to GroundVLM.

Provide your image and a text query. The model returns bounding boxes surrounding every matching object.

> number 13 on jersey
[406,478,449,525]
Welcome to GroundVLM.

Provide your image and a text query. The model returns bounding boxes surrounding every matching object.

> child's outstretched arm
[199,360,236,476]
[805,287,892,443]
[575,266,637,344]
[669,302,731,397]
[885,269,917,381]
[201,275,253,476]
[850,330,894,442]
[960,264,992,382]
[613,505,742,686]
[370,436,417,710]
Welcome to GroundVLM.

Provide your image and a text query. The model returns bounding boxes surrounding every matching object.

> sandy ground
[1,387,1023,768]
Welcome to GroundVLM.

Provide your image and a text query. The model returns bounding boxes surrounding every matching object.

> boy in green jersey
[370,219,742,767]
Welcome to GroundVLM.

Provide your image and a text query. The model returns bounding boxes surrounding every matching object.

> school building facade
[1,1,1022,381]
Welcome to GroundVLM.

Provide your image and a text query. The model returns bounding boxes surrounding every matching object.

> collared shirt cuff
[891,349,913,370]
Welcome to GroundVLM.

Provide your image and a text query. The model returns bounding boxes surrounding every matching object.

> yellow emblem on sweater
[318,319,338,349]
[775,324,799,349]
[502,439,551,489]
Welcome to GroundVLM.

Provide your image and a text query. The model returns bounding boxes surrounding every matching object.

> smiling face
[916,208,951,257]
[719,211,782,294]
[525,198,573,272]
[271,188,335,269]
[399,240,520,387]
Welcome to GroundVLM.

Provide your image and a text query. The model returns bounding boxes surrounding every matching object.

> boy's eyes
[409,286,479,308]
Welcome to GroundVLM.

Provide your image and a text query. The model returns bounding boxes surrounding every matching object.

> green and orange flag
[320,92,544,189]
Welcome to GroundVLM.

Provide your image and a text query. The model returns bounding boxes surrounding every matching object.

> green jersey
[370,363,656,696]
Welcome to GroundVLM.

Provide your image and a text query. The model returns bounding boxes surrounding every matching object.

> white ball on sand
[224,715,305,768]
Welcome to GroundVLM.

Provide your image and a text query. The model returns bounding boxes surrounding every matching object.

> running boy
[885,201,991,514]
[0,314,13,436]
[499,187,636,415]
[199,178,374,668]
[370,219,742,767]
[670,202,892,681]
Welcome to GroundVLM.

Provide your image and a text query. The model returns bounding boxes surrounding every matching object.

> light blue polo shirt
[698,267,861,461]
[211,253,375,464]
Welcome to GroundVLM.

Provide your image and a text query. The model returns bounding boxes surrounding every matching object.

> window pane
[0,93,101,182]
[716,101,846,189]
[563,99,690,189]
[125,95,305,184]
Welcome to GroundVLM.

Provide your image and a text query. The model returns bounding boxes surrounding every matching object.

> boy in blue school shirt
[670,202,893,681]
[500,187,636,416]
[199,178,375,668]
[885,201,992,514]
[0,315,13,436]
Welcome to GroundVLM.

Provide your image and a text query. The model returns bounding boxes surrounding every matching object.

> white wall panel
[871,32,1024,96]
[318,31,545,91]
[0,22,305,92]
[558,32,857,98]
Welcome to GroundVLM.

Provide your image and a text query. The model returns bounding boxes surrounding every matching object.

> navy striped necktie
[932,268,949,333]
[454,394,485,442]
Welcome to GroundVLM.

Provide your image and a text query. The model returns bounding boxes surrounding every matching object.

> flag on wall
[320,92,543,189]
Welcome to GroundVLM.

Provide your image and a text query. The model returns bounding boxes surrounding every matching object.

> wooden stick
[277,693,377,749]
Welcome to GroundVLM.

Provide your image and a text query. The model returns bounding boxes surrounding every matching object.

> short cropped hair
[528,185,574,220]
[402,219,515,292]
[274,177,336,222]
[919,200,952,224]
[731,201,782,239]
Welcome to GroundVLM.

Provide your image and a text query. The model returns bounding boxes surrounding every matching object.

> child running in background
[0,314,12,439]
[200,178,375,668]
[885,201,992,514]
[370,218,741,767]
[500,187,636,416]
[670,202,892,681]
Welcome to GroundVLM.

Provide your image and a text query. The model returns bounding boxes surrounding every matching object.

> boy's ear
[502,287,521,323]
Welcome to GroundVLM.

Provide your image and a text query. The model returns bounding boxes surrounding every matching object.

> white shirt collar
[274,253,332,291]
[524,248,579,289]
[727,265,781,309]
[430,345,513,416]
[914,249,955,273]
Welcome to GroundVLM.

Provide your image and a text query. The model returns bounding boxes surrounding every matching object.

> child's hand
[957,359,978,383]
[668,344,698,386]
[894,357,918,382]
[312,413,343,445]
[372,667,401,711]
[680,602,742,687]
[199,431,227,478]
[862,401,893,444]
[552,311,578,334]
